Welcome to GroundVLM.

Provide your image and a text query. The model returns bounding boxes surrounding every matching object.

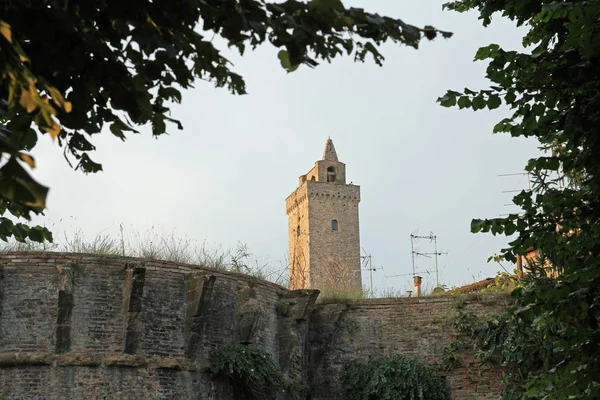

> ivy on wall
[340,354,451,400]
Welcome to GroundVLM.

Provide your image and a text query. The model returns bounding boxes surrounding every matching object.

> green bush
[340,354,451,400]
[210,344,284,399]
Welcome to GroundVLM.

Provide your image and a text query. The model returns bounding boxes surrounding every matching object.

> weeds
[0,225,289,286]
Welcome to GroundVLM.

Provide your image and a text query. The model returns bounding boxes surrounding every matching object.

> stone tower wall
[307,160,347,184]
[306,181,361,293]
[286,185,311,290]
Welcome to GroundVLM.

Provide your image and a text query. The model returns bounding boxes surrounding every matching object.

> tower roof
[322,138,339,161]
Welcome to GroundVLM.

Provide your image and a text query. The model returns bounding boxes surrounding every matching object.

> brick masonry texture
[308,294,512,400]
[0,252,509,399]
[286,166,362,292]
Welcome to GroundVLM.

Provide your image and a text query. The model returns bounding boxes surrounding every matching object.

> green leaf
[277,50,299,73]
[474,44,500,61]
[0,156,49,209]
[13,223,30,242]
[158,86,182,103]
[568,6,583,22]
[472,96,486,110]
[487,94,501,109]
[493,118,512,133]
[489,220,504,235]
[532,103,545,116]
[28,225,45,242]
[505,221,517,236]
[504,90,516,104]
[471,219,484,233]
[0,217,15,237]
[308,0,345,14]
[547,157,560,171]
[457,96,472,109]
[438,92,457,107]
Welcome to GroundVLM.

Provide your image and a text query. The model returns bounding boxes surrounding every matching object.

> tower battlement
[306,180,360,200]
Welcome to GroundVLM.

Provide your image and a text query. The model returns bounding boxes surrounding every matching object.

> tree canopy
[0,0,450,242]
[439,0,600,398]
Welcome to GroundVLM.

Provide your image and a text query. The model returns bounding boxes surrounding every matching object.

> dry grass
[1,225,455,297]
[315,257,364,301]
[0,225,289,287]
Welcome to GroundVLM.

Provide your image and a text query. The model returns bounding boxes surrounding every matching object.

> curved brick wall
[0,252,317,399]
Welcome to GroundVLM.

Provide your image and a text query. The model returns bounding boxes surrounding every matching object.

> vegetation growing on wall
[438,0,600,398]
[210,344,284,400]
[444,291,559,400]
[0,226,289,285]
[340,354,451,400]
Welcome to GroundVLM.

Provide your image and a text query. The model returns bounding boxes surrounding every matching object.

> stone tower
[285,138,362,293]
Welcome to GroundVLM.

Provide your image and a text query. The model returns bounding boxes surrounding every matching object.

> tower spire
[322,138,339,161]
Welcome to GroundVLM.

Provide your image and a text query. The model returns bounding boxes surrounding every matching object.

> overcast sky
[27,0,538,293]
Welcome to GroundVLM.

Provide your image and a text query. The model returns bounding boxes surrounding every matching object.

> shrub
[340,354,451,400]
[210,344,284,399]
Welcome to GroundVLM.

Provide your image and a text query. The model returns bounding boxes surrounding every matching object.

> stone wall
[308,294,512,400]
[286,179,362,293]
[286,183,311,290]
[306,180,361,292]
[0,252,509,399]
[0,252,317,399]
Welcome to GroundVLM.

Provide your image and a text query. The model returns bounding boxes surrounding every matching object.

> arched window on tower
[331,220,338,231]
[327,166,336,182]
[310,176,316,181]
[297,225,301,236]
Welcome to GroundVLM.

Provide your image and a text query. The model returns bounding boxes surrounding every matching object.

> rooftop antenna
[410,232,447,287]
[498,172,530,216]
[498,171,531,270]
[361,247,383,298]
[385,270,433,279]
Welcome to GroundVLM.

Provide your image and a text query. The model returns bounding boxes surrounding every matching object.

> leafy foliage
[0,1,451,243]
[446,298,561,400]
[340,354,451,400]
[210,343,284,399]
[439,0,600,398]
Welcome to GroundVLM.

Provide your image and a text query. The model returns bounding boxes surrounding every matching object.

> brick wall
[0,252,316,400]
[308,294,512,400]
[0,252,509,399]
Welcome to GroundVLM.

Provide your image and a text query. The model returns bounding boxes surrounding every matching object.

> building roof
[447,274,522,294]
[322,138,339,161]
[447,278,497,294]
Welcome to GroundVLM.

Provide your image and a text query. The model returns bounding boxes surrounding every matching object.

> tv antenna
[361,247,383,298]
[410,232,447,287]
[498,172,530,216]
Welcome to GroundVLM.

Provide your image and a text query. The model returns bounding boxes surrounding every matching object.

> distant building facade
[285,139,362,293]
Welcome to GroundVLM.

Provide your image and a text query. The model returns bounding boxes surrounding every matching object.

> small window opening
[331,220,338,231]
[297,226,301,236]
[327,167,336,183]
[310,175,316,181]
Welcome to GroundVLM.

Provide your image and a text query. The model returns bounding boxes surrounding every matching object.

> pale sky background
[26,1,538,293]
